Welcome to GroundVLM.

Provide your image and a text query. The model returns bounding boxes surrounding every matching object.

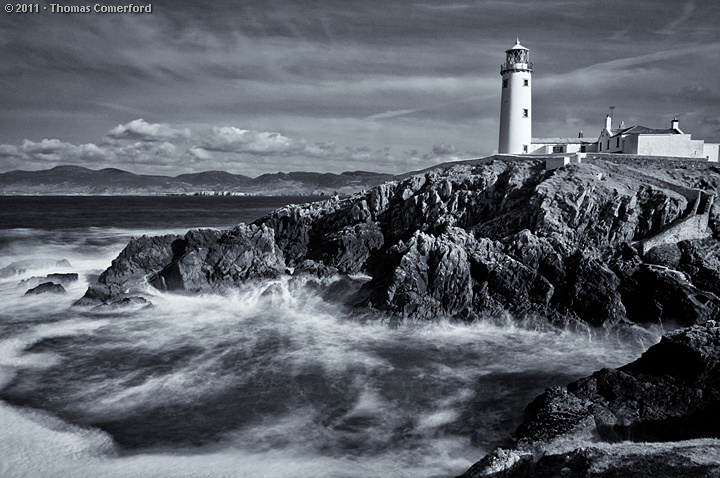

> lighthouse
[498,39,533,154]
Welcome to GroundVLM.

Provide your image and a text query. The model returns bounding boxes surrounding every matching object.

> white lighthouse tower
[498,39,533,154]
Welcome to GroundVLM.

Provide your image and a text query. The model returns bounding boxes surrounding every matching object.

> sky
[1,0,719,177]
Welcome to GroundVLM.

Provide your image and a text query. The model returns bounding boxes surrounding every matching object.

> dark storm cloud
[1,0,719,175]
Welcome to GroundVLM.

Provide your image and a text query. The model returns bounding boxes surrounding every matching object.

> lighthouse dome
[508,38,528,51]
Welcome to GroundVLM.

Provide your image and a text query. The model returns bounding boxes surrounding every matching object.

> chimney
[578,130,584,138]
[605,114,612,131]
[671,117,681,132]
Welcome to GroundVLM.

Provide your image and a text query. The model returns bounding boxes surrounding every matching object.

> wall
[598,130,623,153]
[545,154,583,170]
[622,134,639,154]
[704,143,720,162]
[635,134,704,158]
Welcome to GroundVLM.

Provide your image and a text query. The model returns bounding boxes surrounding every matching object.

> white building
[597,115,719,162]
[530,133,597,154]
[498,39,532,154]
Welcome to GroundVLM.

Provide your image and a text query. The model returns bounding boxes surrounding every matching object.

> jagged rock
[460,448,530,477]
[513,387,597,448]
[459,441,720,478]
[149,224,285,292]
[77,234,182,305]
[354,227,476,319]
[79,157,720,328]
[556,253,627,327]
[307,222,384,274]
[25,282,66,295]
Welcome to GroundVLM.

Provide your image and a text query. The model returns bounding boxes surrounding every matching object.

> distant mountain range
[0,166,395,196]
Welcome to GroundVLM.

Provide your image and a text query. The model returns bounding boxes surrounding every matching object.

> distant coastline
[0,165,394,197]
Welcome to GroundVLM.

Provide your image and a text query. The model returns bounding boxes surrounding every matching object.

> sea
[0,195,658,478]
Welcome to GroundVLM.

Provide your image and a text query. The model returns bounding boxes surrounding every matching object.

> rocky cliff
[77,154,720,476]
[78,156,720,332]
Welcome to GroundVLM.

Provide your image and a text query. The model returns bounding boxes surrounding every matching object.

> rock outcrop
[459,321,720,477]
[25,282,67,295]
[78,156,720,330]
[69,155,720,475]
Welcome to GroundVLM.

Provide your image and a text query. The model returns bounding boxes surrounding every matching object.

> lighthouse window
[522,109,529,118]
[502,79,508,88]
[523,79,529,86]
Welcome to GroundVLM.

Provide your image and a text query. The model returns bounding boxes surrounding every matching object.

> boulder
[25,282,66,295]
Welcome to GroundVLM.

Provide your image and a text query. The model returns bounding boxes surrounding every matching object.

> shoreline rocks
[460,321,720,477]
[68,155,720,475]
[77,157,720,332]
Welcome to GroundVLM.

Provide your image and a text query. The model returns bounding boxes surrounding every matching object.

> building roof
[612,125,681,137]
[532,137,596,144]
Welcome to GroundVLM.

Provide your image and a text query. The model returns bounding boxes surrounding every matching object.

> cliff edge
[79,156,720,331]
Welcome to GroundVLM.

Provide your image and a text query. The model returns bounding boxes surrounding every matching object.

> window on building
[502,79,508,88]
[553,146,564,153]
[607,140,610,150]
[616,137,620,148]
[523,79,529,86]
[599,143,602,151]
[523,145,528,153]
[522,109,529,118]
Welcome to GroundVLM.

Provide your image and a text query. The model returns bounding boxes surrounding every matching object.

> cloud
[188,147,214,161]
[430,143,458,156]
[20,139,109,162]
[106,119,190,142]
[415,143,461,161]
[200,127,299,155]
[0,137,187,172]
